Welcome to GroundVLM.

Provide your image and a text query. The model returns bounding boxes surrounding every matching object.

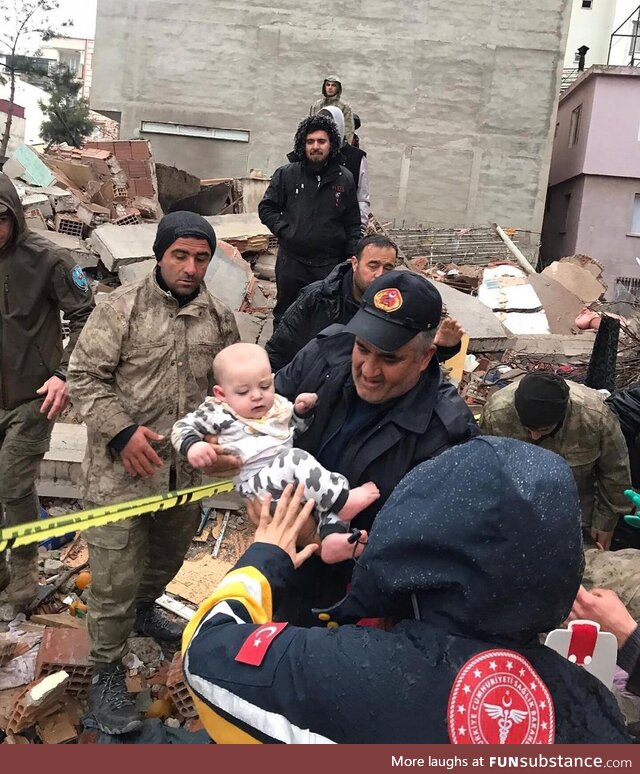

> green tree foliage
[39,63,95,147]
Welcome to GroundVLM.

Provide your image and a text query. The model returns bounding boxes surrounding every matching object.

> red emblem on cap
[235,622,288,667]
[373,288,403,313]
[447,650,555,745]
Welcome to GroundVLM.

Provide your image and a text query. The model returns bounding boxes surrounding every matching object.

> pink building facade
[541,66,640,295]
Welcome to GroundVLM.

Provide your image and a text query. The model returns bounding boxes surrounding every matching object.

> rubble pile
[0,503,252,744]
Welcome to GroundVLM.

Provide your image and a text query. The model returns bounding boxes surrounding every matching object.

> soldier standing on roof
[310,75,355,144]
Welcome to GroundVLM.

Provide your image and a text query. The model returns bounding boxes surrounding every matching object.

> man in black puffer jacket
[182,437,629,744]
[259,114,361,325]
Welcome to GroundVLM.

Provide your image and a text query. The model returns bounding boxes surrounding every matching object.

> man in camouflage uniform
[0,173,94,618]
[480,373,639,617]
[68,212,239,734]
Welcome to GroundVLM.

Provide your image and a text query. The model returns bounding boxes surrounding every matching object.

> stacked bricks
[166,651,197,719]
[35,628,92,698]
[86,140,155,198]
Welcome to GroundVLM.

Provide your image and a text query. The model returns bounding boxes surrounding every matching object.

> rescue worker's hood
[0,172,26,253]
[322,437,584,642]
[322,75,343,99]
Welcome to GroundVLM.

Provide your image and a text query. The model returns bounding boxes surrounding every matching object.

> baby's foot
[320,531,368,564]
[338,482,380,521]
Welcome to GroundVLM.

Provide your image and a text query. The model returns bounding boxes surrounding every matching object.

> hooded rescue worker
[310,75,355,143]
[0,173,94,620]
[259,114,361,326]
[181,437,628,743]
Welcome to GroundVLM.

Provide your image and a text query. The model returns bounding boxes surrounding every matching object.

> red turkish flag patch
[235,622,289,667]
[447,650,555,745]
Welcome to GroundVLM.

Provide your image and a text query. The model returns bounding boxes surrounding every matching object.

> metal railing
[608,4,640,66]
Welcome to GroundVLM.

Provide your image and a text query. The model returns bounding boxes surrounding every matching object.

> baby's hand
[295,392,317,415]
[187,441,218,470]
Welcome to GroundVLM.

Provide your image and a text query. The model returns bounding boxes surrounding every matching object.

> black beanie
[514,373,570,429]
[152,211,217,261]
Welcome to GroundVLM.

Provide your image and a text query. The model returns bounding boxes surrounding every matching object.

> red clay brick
[113,141,132,160]
[166,652,197,719]
[127,161,149,179]
[36,628,91,698]
[134,178,155,196]
[130,141,151,161]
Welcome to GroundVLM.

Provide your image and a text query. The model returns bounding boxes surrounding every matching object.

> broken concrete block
[36,709,78,744]
[20,193,53,220]
[6,671,69,733]
[43,559,64,576]
[253,251,276,282]
[89,222,157,271]
[207,213,272,253]
[3,145,56,187]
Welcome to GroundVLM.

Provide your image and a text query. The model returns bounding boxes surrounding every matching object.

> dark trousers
[273,251,337,326]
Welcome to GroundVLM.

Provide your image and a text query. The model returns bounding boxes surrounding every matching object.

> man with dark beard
[259,114,361,326]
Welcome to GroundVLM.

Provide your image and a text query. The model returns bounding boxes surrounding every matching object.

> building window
[631,194,640,234]
[58,49,81,76]
[140,121,250,143]
[554,122,559,138]
[569,105,582,147]
[581,0,593,8]
[616,276,640,299]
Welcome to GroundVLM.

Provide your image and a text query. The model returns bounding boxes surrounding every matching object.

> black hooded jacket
[258,115,361,266]
[275,325,477,533]
[182,438,628,743]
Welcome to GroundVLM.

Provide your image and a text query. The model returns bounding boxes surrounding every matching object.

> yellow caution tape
[0,480,235,552]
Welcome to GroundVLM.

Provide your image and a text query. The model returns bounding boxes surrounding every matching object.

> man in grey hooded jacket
[310,75,355,143]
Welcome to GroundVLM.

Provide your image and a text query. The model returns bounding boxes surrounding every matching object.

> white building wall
[0,78,48,146]
[563,0,640,67]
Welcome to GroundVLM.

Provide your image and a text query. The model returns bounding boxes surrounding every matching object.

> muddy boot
[5,545,39,608]
[89,663,143,735]
[134,603,184,644]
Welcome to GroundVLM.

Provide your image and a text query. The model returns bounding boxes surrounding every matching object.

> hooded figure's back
[183,437,629,743]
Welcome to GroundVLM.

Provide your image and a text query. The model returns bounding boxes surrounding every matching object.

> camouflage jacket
[479,380,631,532]
[67,271,239,504]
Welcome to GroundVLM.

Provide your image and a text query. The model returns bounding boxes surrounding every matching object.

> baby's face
[217,357,275,419]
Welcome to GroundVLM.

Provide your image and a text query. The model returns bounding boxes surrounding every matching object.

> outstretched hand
[434,317,465,349]
[253,484,319,568]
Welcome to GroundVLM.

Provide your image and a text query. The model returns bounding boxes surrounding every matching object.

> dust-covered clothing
[172,395,350,537]
[67,266,239,666]
[68,270,239,504]
[480,380,631,533]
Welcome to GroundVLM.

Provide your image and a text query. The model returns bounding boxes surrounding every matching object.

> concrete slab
[542,262,606,306]
[4,145,56,187]
[118,259,155,285]
[509,333,596,358]
[234,311,263,343]
[257,317,273,348]
[204,241,253,310]
[206,213,271,253]
[38,231,98,268]
[89,222,157,271]
[432,280,509,352]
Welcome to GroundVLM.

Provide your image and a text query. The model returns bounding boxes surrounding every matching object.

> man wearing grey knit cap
[67,211,239,735]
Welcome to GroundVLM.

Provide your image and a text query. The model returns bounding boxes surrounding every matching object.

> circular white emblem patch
[447,649,555,745]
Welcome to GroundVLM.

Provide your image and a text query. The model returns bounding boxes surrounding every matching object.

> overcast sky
[48,0,97,39]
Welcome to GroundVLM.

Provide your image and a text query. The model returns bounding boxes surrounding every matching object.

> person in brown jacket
[0,173,94,618]
[67,211,239,735]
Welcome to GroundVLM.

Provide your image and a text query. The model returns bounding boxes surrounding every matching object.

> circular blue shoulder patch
[71,265,89,292]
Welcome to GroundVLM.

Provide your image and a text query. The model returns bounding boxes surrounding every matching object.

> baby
[171,342,379,563]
